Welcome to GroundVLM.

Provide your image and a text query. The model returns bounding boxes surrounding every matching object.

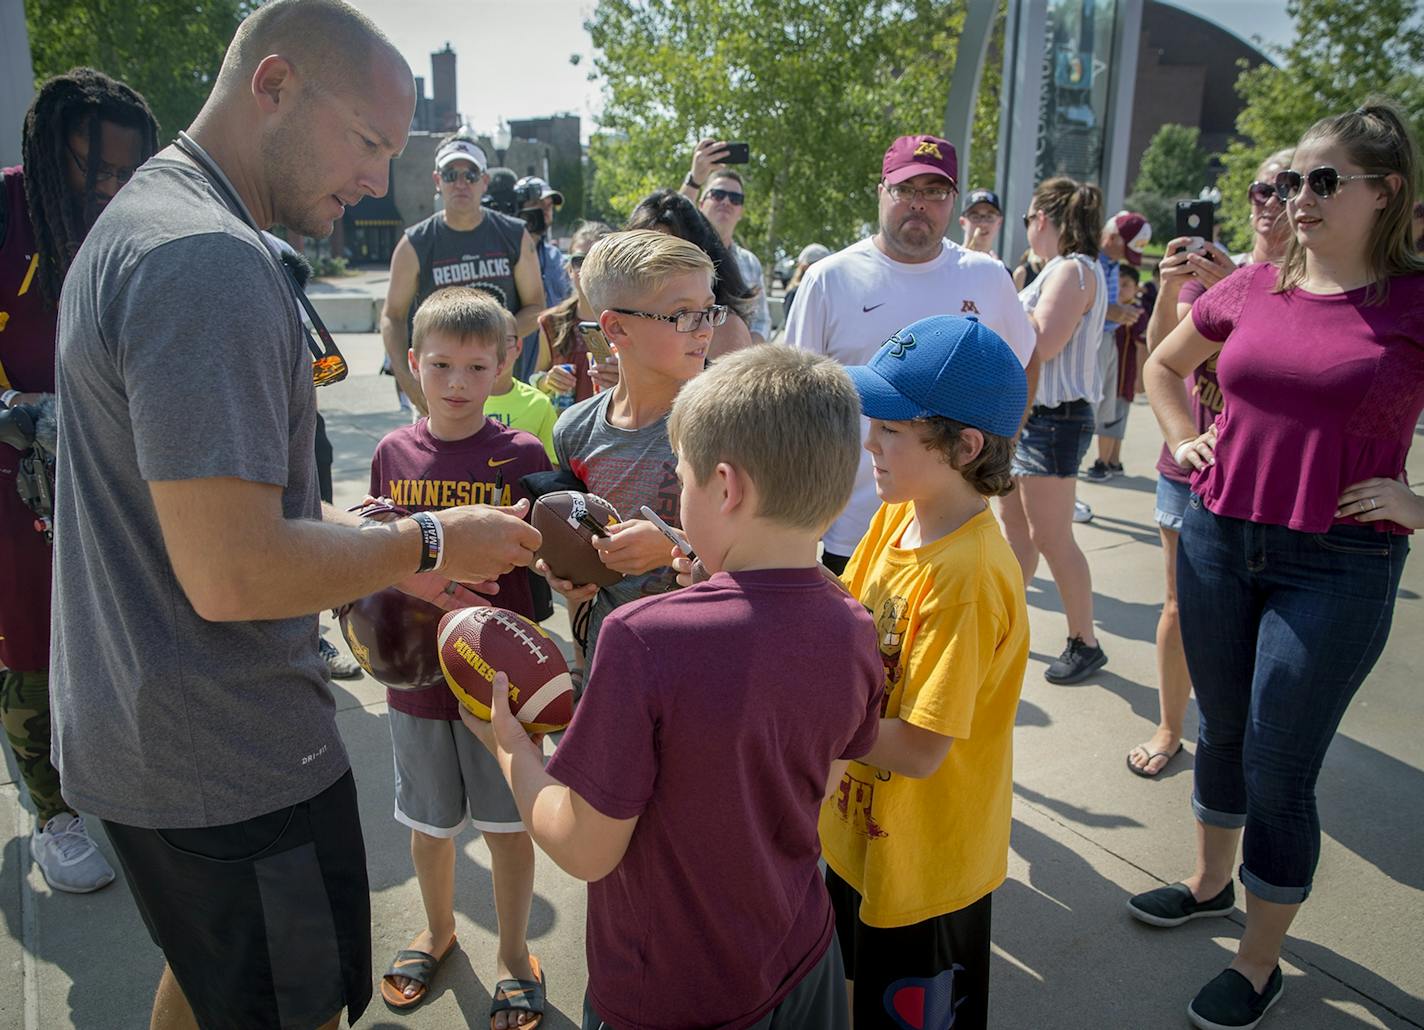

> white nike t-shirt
[783,236,1035,556]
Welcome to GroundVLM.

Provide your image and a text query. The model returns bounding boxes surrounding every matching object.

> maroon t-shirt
[545,568,883,1030]
[0,167,57,671]
[1187,262,1424,533]
[369,417,550,718]
[1155,275,1226,486]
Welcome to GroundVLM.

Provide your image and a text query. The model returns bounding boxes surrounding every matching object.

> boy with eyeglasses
[381,134,547,415]
[539,229,718,662]
[681,143,772,340]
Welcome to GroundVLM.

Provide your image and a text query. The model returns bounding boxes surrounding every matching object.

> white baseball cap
[435,139,488,173]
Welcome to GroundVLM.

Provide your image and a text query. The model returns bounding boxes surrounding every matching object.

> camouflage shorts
[0,668,69,825]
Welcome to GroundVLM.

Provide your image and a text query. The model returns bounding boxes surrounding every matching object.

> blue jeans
[1176,497,1408,903]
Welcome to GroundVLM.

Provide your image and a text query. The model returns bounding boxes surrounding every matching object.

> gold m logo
[913,141,943,160]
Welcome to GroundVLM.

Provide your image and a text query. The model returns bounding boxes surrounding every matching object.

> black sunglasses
[1274,166,1386,202]
[289,280,349,386]
[440,168,482,184]
[1248,181,1276,205]
[706,187,744,206]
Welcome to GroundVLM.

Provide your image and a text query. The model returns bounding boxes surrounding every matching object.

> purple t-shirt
[545,568,883,1030]
[1155,275,1225,485]
[369,417,550,718]
[1188,263,1424,533]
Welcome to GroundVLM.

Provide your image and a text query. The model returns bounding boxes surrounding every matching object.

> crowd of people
[1,1,1422,1029]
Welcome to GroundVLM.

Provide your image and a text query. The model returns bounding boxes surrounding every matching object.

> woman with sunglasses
[997,176,1110,684]
[1139,100,1424,1030]
[1125,148,1293,780]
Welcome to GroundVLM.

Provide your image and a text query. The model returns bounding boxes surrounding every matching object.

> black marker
[640,505,695,560]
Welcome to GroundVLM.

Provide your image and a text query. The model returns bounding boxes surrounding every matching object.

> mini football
[531,491,624,588]
[438,607,574,733]
[337,588,446,690]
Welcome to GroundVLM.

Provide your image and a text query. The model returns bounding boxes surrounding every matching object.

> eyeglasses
[67,143,136,186]
[1274,166,1386,202]
[883,182,956,203]
[440,168,482,184]
[568,254,587,268]
[609,305,728,333]
[705,187,744,206]
[1022,210,1040,228]
[1247,181,1276,205]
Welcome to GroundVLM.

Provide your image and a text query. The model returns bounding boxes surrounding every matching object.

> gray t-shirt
[51,149,345,829]
[552,392,681,659]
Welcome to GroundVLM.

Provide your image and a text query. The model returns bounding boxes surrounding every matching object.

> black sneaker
[1084,460,1112,481]
[1188,966,1283,1029]
[1044,636,1107,683]
[1108,462,1125,477]
[319,637,364,680]
[1127,881,1235,927]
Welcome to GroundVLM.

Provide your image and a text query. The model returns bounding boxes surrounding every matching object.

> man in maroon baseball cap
[782,132,1035,577]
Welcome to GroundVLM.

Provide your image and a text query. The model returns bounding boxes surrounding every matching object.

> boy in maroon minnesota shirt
[368,287,553,1022]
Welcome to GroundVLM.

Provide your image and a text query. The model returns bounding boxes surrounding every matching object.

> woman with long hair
[1139,100,1424,1030]
[626,189,754,358]
[997,176,1109,684]
[1126,147,1294,778]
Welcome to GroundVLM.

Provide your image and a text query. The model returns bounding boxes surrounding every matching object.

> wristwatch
[683,173,701,190]
[1,390,20,409]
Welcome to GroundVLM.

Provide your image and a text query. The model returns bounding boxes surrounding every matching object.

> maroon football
[336,588,446,691]
[531,491,624,588]
[438,607,574,732]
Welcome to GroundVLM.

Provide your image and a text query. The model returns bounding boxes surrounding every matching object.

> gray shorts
[388,708,524,835]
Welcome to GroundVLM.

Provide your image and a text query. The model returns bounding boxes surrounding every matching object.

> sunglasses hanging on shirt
[173,132,349,387]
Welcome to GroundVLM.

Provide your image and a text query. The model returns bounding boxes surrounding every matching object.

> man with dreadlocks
[0,67,156,894]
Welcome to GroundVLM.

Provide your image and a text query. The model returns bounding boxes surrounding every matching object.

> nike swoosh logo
[393,958,427,969]
[488,457,517,467]
[862,303,885,312]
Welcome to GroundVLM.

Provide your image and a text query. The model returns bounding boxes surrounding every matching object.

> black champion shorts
[826,866,993,1030]
[103,770,372,1030]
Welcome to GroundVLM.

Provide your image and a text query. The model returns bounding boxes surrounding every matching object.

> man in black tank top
[380,135,545,413]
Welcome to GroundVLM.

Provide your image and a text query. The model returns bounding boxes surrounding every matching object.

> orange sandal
[489,954,546,1028]
[380,936,459,1011]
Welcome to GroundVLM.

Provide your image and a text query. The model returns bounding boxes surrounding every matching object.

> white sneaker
[1073,500,1094,523]
[32,813,115,893]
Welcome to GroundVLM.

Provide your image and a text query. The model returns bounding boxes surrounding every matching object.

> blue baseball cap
[845,315,1027,437]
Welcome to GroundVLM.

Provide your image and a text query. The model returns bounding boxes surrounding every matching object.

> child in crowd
[821,315,1031,1030]
[367,287,553,1026]
[540,229,717,662]
[467,344,884,1030]
[484,309,558,464]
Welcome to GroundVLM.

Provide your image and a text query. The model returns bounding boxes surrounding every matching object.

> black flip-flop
[381,936,459,1011]
[1127,743,1183,778]
[490,954,546,1028]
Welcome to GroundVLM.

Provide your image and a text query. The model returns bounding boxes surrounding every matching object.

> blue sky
[348,0,1296,142]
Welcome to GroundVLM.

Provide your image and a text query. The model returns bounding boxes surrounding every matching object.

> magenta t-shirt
[1155,275,1225,486]
[1188,262,1424,533]
[545,569,883,1030]
[368,417,550,718]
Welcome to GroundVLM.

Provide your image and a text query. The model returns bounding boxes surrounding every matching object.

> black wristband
[683,173,701,190]
[410,511,443,573]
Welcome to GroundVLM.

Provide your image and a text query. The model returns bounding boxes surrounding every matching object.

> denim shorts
[1154,474,1192,532]
[1011,400,1094,478]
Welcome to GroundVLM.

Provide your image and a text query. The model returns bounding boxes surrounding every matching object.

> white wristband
[1173,439,1197,466]
[410,510,446,573]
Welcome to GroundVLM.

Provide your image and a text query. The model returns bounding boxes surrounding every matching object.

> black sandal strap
[490,975,546,1016]
[384,948,441,988]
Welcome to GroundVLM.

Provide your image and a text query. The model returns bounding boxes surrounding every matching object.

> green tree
[584,0,1000,266]
[24,0,256,137]
[1214,0,1424,250]
[1125,123,1210,242]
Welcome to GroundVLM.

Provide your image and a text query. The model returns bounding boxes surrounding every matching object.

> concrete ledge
[309,294,381,333]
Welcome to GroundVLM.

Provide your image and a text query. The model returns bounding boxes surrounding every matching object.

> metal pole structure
[0,0,36,167]
[1101,0,1144,213]
[997,0,1050,264]
[941,0,1001,244]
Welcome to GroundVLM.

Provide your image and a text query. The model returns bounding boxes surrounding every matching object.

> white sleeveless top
[1018,253,1108,407]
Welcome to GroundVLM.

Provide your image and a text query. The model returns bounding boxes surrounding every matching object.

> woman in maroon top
[1127,148,1293,779]
[1139,102,1424,1030]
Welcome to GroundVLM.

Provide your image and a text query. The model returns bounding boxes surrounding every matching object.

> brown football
[531,491,624,588]
[438,607,574,733]
[336,587,446,690]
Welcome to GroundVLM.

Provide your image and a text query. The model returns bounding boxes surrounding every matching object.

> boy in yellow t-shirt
[483,309,558,462]
[821,314,1030,1030]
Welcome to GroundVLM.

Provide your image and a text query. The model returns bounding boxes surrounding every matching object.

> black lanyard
[172,133,348,386]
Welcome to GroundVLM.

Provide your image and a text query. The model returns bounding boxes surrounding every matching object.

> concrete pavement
[2,330,1420,1028]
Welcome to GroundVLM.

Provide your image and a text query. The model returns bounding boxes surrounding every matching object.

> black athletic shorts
[821,551,851,577]
[103,770,372,1030]
[826,866,993,1030]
